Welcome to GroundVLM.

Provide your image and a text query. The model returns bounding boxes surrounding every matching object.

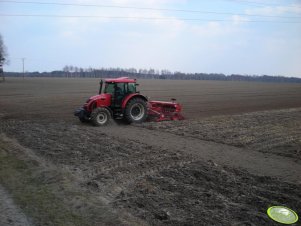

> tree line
[4,66,301,83]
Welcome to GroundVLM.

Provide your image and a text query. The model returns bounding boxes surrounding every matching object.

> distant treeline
[4,66,301,83]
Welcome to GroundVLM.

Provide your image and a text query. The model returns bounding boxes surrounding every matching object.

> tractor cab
[99,77,138,107]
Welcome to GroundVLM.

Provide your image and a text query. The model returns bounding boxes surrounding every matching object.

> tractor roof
[104,77,136,83]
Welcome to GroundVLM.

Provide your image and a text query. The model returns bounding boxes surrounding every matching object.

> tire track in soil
[91,156,195,199]
[137,108,301,161]
[80,135,197,198]
[1,120,197,201]
[101,125,301,184]
[249,133,301,151]
[2,119,301,188]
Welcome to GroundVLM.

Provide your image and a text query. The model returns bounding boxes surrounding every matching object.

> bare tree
[63,65,70,77]
[0,34,8,82]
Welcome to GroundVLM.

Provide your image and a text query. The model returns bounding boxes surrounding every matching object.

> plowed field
[0,78,300,226]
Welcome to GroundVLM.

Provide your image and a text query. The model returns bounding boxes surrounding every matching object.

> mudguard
[121,93,148,109]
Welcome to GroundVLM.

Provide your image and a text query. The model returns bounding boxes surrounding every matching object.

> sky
[1,0,301,77]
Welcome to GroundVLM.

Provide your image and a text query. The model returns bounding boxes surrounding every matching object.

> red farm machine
[74,77,184,126]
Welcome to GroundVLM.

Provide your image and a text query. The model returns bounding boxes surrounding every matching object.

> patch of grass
[0,152,86,226]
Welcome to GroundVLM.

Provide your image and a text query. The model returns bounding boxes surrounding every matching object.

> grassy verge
[0,150,87,226]
[0,137,124,226]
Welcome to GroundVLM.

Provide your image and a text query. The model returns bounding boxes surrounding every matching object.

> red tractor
[74,77,184,126]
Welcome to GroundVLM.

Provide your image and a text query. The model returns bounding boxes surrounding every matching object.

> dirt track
[0,78,301,225]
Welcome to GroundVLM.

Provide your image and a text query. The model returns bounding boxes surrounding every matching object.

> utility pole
[22,58,25,79]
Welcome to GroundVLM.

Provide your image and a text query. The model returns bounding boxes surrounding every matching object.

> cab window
[104,83,115,94]
[116,83,125,94]
[127,83,136,93]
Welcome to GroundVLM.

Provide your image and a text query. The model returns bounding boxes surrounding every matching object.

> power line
[1,13,300,23]
[222,0,281,7]
[222,0,301,7]
[1,0,301,19]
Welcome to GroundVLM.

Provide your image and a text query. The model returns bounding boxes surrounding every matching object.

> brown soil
[137,108,301,161]
[0,78,300,225]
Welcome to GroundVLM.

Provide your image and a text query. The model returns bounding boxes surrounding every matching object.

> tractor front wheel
[125,98,148,124]
[91,107,111,126]
[79,116,88,123]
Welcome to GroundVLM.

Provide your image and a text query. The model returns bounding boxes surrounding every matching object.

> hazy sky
[1,0,301,77]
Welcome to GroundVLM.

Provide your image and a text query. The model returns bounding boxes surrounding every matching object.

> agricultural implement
[74,77,184,126]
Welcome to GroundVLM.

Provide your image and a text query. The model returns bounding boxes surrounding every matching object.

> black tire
[79,117,86,123]
[124,98,148,124]
[91,107,111,126]
[75,109,89,123]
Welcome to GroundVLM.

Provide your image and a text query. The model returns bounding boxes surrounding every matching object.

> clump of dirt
[137,108,301,161]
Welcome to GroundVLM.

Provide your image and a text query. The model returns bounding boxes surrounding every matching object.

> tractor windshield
[104,83,115,95]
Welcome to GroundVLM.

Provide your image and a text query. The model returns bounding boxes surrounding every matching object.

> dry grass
[0,135,125,226]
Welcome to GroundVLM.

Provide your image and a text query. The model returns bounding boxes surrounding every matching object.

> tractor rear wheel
[91,107,111,126]
[124,98,148,124]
